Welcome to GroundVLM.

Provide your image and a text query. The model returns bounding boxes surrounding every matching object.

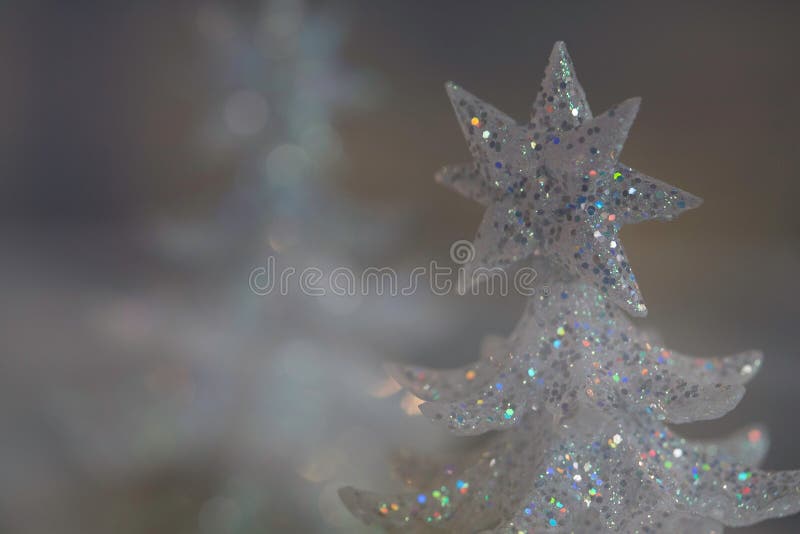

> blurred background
[1,0,798,532]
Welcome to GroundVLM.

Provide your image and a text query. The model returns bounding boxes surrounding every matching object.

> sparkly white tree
[339,42,800,532]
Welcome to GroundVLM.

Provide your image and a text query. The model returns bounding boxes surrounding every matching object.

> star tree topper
[439,42,701,316]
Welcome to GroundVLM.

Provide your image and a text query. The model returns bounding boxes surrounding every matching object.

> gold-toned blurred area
[1,1,799,532]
